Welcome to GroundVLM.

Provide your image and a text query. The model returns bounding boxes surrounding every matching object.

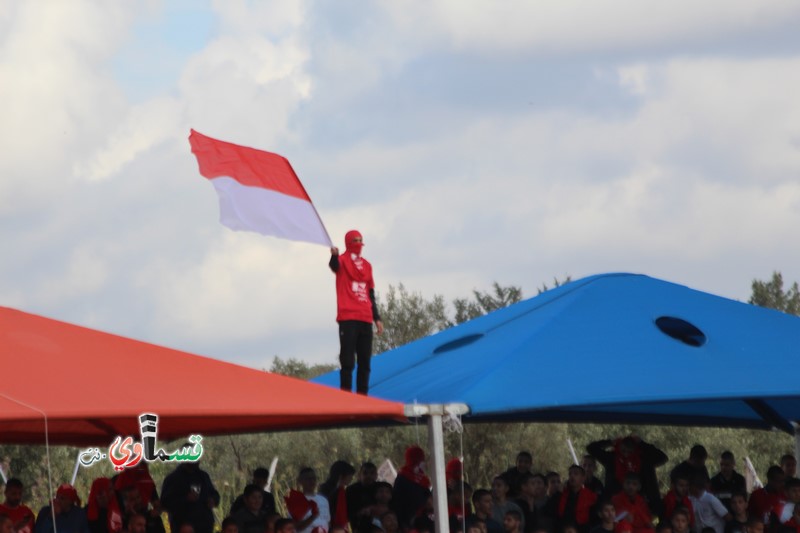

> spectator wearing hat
[329,230,384,395]
[393,445,431,529]
[35,484,89,533]
[87,478,123,533]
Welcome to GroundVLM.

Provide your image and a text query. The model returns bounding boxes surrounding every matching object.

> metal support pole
[405,403,469,533]
[428,409,448,533]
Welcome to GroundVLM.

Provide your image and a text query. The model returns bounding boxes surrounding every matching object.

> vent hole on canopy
[433,333,484,354]
[655,316,707,347]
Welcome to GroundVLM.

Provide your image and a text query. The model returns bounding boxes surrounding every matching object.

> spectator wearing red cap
[87,478,123,533]
[329,230,384,395]
[113,463,159,510]
[393,446,431,529]
[34,484,89,533]
[447,458,465,490]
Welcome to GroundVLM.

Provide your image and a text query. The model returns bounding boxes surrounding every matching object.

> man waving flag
[189,129,332,247]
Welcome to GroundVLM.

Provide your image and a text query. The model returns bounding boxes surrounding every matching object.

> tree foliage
[537,276,572,295]
[453,282,523,324]
[749,271,800,316]
[269,356,336,379]
[373,283,450,354]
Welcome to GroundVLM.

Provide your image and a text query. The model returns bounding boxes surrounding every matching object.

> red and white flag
[189,129,332,247]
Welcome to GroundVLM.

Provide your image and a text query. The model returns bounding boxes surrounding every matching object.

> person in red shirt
[748,466,785,524]
[558,465,598,533]
[329,230,384,395]
[611,474,654,533]
[0,479,35,533]
[662,473,694,528]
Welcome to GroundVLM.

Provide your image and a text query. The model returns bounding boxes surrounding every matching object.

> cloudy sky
[2,0,799,370]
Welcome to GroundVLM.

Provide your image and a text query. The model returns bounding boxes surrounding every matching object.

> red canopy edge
[0,306,407,446]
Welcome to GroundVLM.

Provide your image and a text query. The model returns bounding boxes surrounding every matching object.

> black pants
[338,320,373,394]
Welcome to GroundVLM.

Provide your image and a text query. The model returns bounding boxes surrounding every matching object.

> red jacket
[612,492,654,533]
[662,490,695,526]
[559,487,598,525]
[749,488,783,523]
[334,253,376,323]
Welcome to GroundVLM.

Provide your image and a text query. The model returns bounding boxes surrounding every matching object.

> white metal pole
[405,403,469,533]
[427,407,448,533]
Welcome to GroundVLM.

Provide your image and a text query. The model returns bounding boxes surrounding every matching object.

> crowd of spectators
[1,437,799,533]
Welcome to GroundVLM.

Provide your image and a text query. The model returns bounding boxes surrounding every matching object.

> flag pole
[309,203,333,247]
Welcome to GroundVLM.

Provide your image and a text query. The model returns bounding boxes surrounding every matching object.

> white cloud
[618,64,650,96]
[0,2,134,213]
[389,0,800,53]
[146,232,335,343]
[302,54,800,308]
[212,0,306,38]
[74,1,314,184]
[173,5,312,154]
[34,244,110,305]
[75,97,184,182]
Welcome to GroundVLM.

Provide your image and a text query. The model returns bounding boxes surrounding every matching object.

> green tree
[373,283,450,354]
[749,271,800,315]
[452,282,523,324]
[269,356,336,379]
[0,445,78,508]
[537,276,572,295]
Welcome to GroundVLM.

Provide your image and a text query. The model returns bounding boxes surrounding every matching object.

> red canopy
[0,306,407,445]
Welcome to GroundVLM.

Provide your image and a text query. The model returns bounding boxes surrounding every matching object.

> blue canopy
[314,273,800,432]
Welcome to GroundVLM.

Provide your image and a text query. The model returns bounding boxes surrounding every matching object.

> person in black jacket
[709,451,746,511]
[160,463,220,533]
[586,436,667,515]
[347,463,379,531]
